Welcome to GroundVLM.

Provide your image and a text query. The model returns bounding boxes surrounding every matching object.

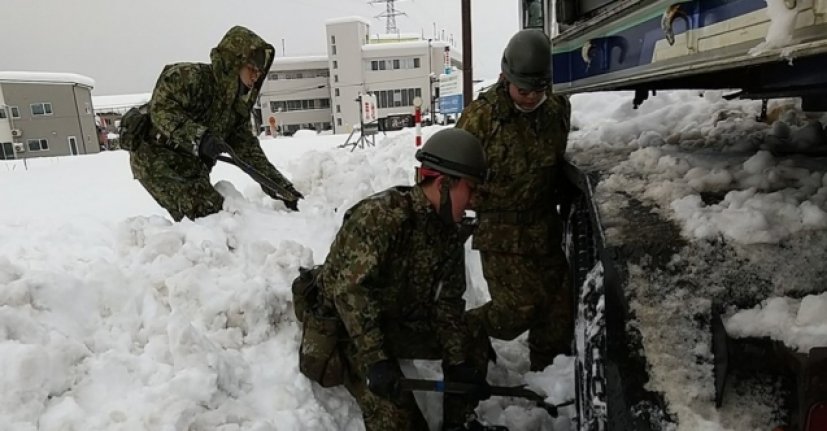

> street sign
[438,73,463,114]
[439,94,464,114]
[360,93,379,135]
[439,73,460,96]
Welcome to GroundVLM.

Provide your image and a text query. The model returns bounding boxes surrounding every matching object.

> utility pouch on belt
[291,265,323,322]
[291,265,345,387]
[299,312,345,387]
[118,103,151,151]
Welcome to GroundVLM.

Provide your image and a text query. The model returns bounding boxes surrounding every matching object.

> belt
[478,209,544,224]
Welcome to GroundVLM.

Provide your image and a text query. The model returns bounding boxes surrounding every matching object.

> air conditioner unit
[13,142,24,152]
[10,129,22,137]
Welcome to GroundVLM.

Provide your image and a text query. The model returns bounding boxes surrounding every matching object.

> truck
[515,1,827,430]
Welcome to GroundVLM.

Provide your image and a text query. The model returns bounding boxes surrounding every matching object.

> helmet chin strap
[514,94,547,113]
[438,178,456,226]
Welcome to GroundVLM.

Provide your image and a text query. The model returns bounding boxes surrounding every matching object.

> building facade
[0,72,98,160]
[260,56,332,136]
[258,16,462,136]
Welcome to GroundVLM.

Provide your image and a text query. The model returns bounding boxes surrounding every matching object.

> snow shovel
[214,144,301,206]
[397,377,574,419]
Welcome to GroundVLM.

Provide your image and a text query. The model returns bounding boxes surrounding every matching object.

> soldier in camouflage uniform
[129,26,302,221]
[320,129,493,431]
[456,29,574,371]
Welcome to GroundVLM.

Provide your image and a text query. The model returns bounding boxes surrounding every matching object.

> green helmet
[416,128,488,183]
[501,29,552,90]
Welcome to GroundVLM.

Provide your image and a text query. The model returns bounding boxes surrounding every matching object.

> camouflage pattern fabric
[129,25,295,221]
[320,185,489,429]
[457,81,574,370]
[467,251,573,369]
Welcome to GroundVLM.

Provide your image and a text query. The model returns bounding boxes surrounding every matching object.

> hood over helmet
[210,26,275,105]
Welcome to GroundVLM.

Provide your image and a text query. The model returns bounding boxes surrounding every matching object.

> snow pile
[0,126,571,431]
[4,84,827,431]
[569,90,827,430]
[726,292,827,353]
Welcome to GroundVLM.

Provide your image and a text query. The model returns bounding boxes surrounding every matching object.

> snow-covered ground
[2,90,827,431]
[569,90,827,430]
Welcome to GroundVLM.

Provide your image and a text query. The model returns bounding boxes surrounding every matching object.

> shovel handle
[397,378,572,418]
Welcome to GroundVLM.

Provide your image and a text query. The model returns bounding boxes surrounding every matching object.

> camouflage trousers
[467,250,574,371]
[342,323,490,431]
[129,145,224,222]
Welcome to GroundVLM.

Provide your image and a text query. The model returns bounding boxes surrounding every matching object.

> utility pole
[461,0,473,107]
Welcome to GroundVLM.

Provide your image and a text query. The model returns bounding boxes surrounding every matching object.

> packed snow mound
[0,125,572,431]
[568,90,827,431]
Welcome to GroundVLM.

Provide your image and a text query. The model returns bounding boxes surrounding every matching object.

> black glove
[444,362,490,400]
[198,133,228,162]
[366,359,403,401]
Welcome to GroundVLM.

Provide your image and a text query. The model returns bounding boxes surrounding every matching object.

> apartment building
[258,16,462,136]
[0,72,98,160]
[260,56,332,136]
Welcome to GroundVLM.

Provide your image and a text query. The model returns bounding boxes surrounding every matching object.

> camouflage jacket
[456,82,571,255]
[321,186,470,369]
[129,26,291,194]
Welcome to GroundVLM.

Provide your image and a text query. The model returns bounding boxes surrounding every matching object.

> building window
[333,60,338,69]
[334,75,339,83]
[374,87,423,109]
[523,0,545,29]
[337,118,342,126]
[368,58,421,72]
[30,102,53,116]
[10,106,20,118]
[332,45,337,55]
[27,138,49,151]
[317,70,329,77]
[331,35,336,44]
[335,88,340,97]
[268,71,279,80]
[269,98,333,113]
[336,105,341,113]
[0,109,5,119]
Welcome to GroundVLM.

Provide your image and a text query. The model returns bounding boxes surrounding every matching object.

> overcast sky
[0,0,518,96]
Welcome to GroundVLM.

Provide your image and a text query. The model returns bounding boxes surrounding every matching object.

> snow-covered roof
[362,40,461,59]
[0,71,95,89]
[92,93,152,112]
[369,33,421,42]
[325,16,371,26]
[271,55,329,67]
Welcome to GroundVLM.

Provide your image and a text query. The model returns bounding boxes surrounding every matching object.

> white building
[259,16,462,136]
[260,57,332,136]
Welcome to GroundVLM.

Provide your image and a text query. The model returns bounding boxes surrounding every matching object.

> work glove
[443,362,490,400]
[197,133,228,162]
[366,359,403,402]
